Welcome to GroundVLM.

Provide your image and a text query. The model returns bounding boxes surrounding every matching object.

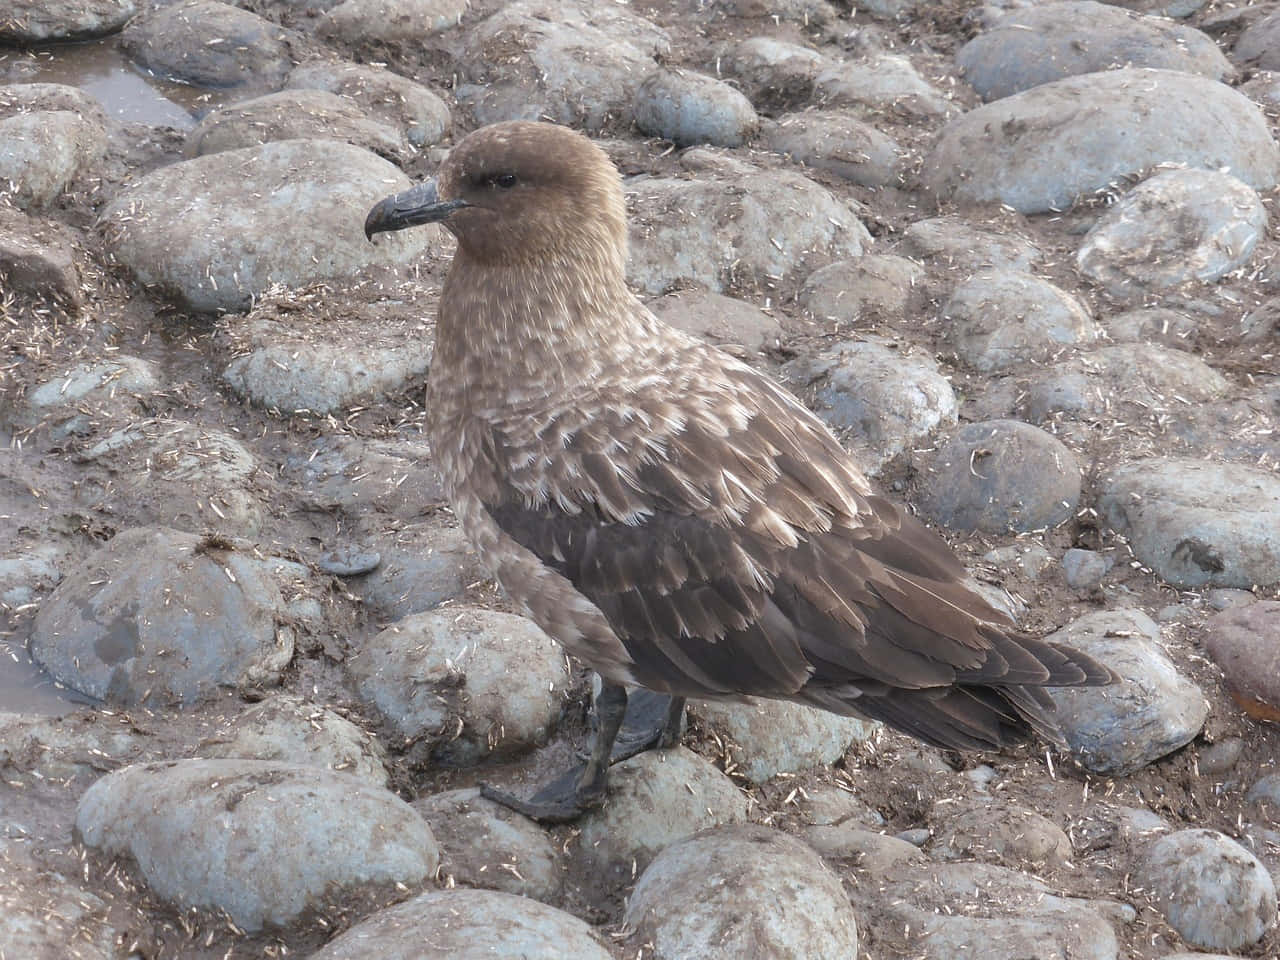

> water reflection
[0,36,227,130]
[0,633,96,716]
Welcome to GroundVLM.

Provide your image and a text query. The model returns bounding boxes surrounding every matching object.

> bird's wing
[479,353,1103,745]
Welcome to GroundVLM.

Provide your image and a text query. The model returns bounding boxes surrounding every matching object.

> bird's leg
[609,689,686,763]
[479,681,630,823]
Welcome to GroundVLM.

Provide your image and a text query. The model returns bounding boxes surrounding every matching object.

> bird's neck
[430,248,659,410]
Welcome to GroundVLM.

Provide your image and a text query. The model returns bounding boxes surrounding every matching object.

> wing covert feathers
[472,330,1112,752]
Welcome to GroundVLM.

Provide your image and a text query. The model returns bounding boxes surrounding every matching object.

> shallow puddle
[0,633,94,716]
[0,36,227,130]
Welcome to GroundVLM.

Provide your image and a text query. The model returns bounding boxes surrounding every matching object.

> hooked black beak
[364,178,469,240]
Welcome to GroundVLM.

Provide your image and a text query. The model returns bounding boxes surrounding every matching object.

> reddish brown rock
[1203,600,1280,722]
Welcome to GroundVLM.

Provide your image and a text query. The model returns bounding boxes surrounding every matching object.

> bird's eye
[491,173,517,189]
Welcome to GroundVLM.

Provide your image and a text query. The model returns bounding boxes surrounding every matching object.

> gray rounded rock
[0,0,138,42]
[1098,458,1280,589]
[923,69,1280,214]
[928,799,1071,868]
[572,746,748,884]
[1045,609,1208,775]
[814,53,953,119]
[1061,548,1112,589]
[286,60,451,147]
[200,694,390,786]
[74,759,439,931]
[30,527,294,707]
[944,270,1098,372]
[624,824,859,959]
[415,787,563,902]
[692,697,875,784]
[120,0,298,89]
[627,166,869,294]
[308,888,614,960]
[764,111,901,186]
[12,356,160,432]
[1104,307,1199,347]
[354,521,478,619]
[319,0,466,44]
[900,215,1040,273]
[918,419,1081,534]
[1077,169,1267,298]
[1203,601,1280,723]
[798,254,925,324]
[648,288,782,351]
[784,337,956,476]
[720,36,825,111]
[634,68,759,147]
[348,604,569,765]
[1142,829,1277,950]
[100,139,432,313]
[958,1,1231,101]
[1236,9,1280,71]
[0,110,106,209]
[0,838,120,959]
[1247,773,1280,821]
[187,89,407,161]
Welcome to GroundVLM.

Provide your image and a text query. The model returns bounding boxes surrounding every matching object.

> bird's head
[365,121,628,271]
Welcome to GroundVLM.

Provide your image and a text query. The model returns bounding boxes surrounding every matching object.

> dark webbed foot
[480,684,686,823]
[609,689,686,763]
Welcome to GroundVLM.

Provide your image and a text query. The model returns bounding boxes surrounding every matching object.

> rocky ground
[1,0,1280,957]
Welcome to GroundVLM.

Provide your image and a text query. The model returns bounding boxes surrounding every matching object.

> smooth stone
[348,605,569,765]
[12,356,159,432]
[308,888,614,960]
[199,694,390,786]
[354,521,478,620]
[415,787,563,902]
[958,1,1231,101]
[1248,773,1280,822]
[899,216,1041,273]
[625,824,859,959]
[634,68,759,147]
[0,206,83,310]
[944,270,1098,372]
[1074,801,1171,852]
[1236,10,1280,70]
[896,827,931,847]
[783,337,957,476]
[800,784,885,828]
[30,527,294,707]
[1203,601,1280,723]
[1142,829,1277,950]
[77,421,265,535]
[922,69,1280,214]
[572,747,748,884]
[1105,307,1199,347]
[120,0,298,89]
[1061,548,1112,589]
[286,60,451,148]
[100,139,431,313]
[319,0,466,44]
[1206,588,1256,611]
[316,549,381,577]
[451,0,670,132]
[187,89,407,161]
[814,53,953,119]
[279,435,447,518]
[918,419,1081,534]
[75,759,439,931]
[0,711,144,786]
[691,697,875,784]
[720,36,825,111]
[1077,169,1267,298]
[982,541,1055,580]
[626,165,869,294]
[764,111,901,187]
[804,824,924,871]
[928,799,1071,868]
[0,82,110,130]
[1198,737,1244,777]
[1098,458,1280,589]
[0,839,119,959]
[1023,343,1229,423]
[0,547,62,609]
[1045,609,1208,775]
[798,254,926,324]
[221,301,433,415]
[861,860,1124,959]
[648,288,782,351]
[0,0,138,42]
[0,110,106,209]
[716,0,836,26]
